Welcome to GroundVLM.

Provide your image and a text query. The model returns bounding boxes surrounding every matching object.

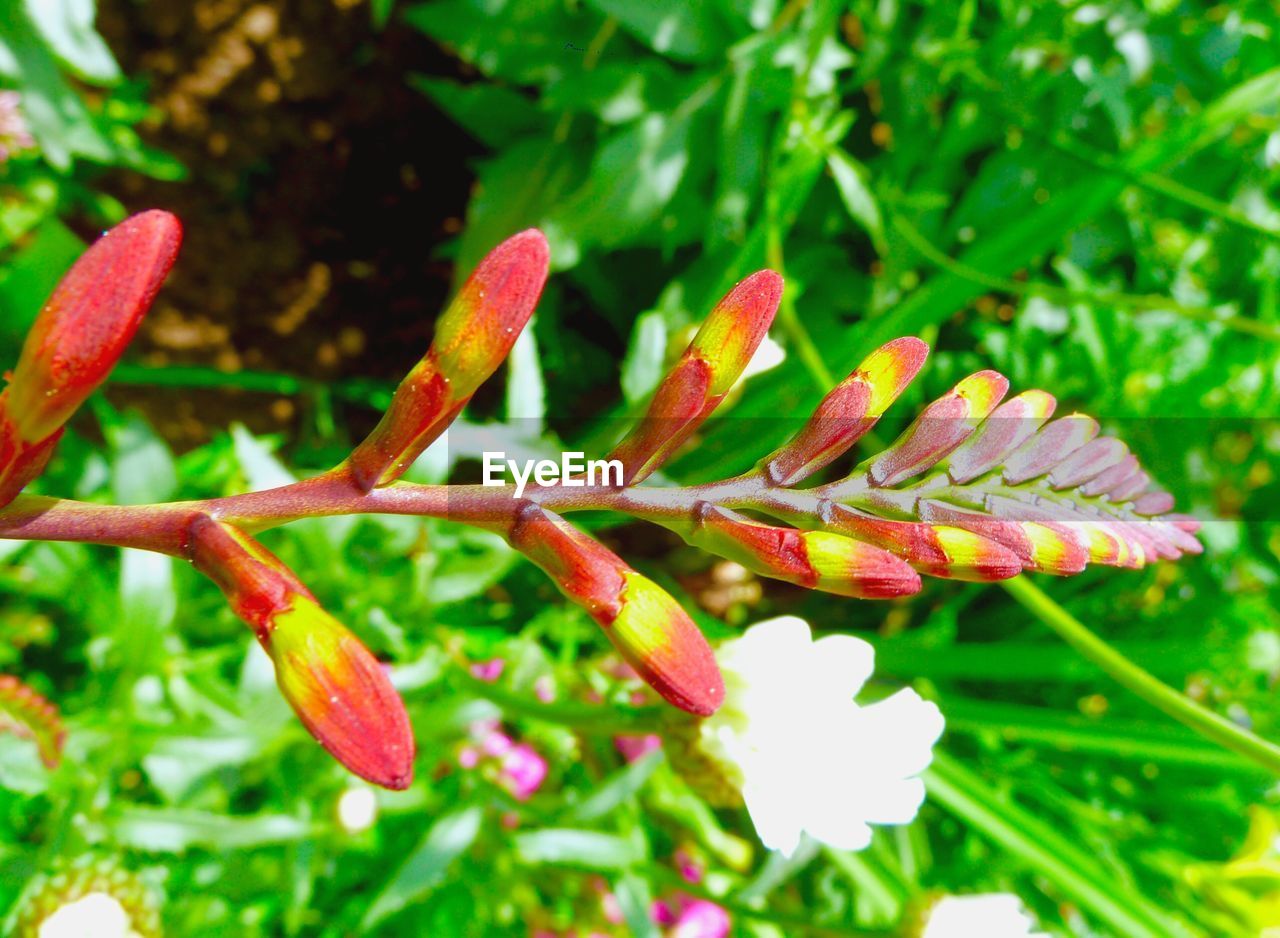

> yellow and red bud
[430,229,551,397]
[346,229,550,491]
[190,518,415,789]
[822,503,1023,581]
[1107,470,1150,504]
[763,337,928,486]
[687,271,784,398]
[917,498,1088,576]
[6,210,182,444]
[688,504,919,598]
[507,505,723,715]
[1002,414,1099,485]
[946,389,1056,484]
[610,570,724,717]
[1132,490,1174,516]
[867,371,1008,487]
[609,271,783,485]
[266,596,416,791]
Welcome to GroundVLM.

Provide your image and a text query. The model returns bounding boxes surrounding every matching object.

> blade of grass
[891,214,1280,341]
[851,66,1280,360]
[941,696,1270,777]
[1003,576,1280,777]
[926,751,1197,938]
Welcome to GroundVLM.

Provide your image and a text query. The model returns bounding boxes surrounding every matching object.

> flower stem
[1002,575,1280,776]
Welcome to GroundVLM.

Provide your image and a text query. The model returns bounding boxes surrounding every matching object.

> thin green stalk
[891,214,1280,341]
[926,751,1193,938]
[1002,575,1280,776]
[766,183,836,391]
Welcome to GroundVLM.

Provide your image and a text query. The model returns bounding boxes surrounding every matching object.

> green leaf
[584,0,729,63]
[109,413,178,505]
[562,750,664,824]
[620,310,669,405]
[827,148,886,255]
[21,0,121,85]
[410,76,544,148]
[514,828,645,869]
[362,805,484,929]
[109,807,313,853]
[505,319,546,438]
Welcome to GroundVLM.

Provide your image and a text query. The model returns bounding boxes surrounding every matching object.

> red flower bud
[7,211,181,443]
[508,505,724,715]
[190,518,414,789]
[763,337,928,486]
[867,370,1008,487]
[346,229,549,491]
[688,504,920,598]
[0,211,180,508]
[609,271,783,485]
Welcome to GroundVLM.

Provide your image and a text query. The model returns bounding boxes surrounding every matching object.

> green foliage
[3,1,1280,936]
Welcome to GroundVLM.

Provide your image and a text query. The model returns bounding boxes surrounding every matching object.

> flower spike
[345,229,550,491]
[189,518,415,789]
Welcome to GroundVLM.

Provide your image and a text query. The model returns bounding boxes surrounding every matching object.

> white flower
[336,786,379,833]
[921,894,1048,938]
[39,892,140,938]
[737,333,786,384]
[697,616,944,857]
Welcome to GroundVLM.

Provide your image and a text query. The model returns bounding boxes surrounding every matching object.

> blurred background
[2,1,1280,936]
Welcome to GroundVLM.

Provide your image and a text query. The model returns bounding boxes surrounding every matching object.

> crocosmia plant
[0,213,1203,789]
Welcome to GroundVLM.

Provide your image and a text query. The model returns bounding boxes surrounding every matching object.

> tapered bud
[1130,490,1173,515]
[346,229,549,490]
[609,271,782,484]
[6,211,181,443]
[917,498,1087,575]
[1002,414,1099,485]
[1079,454,1139,498]
[1048,437,1128,489]
[0,211,180,509]
[985,494,1143,569]
[190,518,414,789]
[946,390,1056,484]
[508,505,723,715]
[265,596,416,790]
[822,504,1023,581]
[1107,470,1150,504]
[867,371,1008,487]
[763,337,928,486]
[688,504,920,598]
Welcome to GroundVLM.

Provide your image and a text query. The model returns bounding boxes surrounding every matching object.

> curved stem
[1002,575,1280,776]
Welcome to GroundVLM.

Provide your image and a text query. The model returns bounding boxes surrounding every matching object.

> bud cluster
[0,212,1201,790]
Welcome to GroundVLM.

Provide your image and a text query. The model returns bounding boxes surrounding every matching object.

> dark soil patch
[94,0,478,451]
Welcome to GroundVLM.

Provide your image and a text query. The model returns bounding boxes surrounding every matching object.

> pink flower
[670,900,730,938]
[614,733,662,763]
[471,658,505,682]
[674,847,703,885]
[501,743,548,801]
